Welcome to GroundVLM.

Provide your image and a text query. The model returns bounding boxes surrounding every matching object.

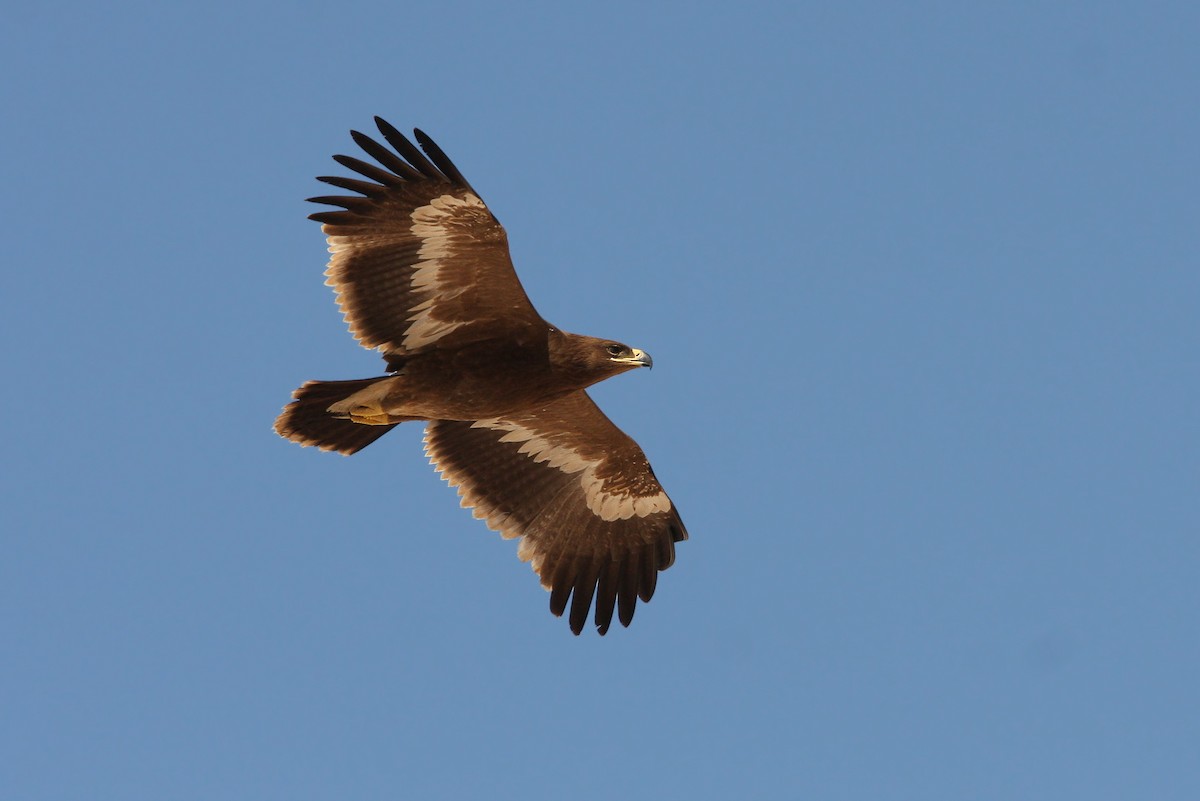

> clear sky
[3,2,1198,799]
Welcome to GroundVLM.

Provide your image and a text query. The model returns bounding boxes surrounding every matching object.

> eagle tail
[274,377,413,455]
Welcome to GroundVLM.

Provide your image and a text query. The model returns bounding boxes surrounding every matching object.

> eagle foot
[345,411,398,426]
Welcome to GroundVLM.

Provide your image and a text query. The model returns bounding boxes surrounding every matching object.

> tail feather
[274,377,411,455]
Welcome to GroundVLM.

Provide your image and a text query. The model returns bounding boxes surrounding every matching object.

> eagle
[274,117,687,635]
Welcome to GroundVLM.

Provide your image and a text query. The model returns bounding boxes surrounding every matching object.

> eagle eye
[606,344,625,357]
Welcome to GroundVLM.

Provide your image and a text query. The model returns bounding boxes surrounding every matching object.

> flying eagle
[274,117,687,635]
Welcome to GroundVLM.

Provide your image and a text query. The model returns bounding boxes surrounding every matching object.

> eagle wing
[424,391,687,635]
[308,117,544,360]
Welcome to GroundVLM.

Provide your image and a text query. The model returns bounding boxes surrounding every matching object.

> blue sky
[3,2,1198,799]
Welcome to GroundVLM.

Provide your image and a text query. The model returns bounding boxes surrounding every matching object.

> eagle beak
[623,348,653,369]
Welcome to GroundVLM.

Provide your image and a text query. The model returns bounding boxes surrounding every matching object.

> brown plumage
[274,117,686,634]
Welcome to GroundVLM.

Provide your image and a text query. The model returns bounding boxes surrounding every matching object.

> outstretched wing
[424,391,687,635]
[308,117,544,360]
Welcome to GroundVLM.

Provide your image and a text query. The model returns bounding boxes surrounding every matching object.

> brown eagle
[274,117,687,635]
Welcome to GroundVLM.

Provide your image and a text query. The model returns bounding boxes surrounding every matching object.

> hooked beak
[613,348,653,369]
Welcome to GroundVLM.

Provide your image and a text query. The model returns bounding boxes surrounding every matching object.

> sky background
[3,2,1198,799]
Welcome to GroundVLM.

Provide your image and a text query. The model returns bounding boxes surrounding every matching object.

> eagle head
[548,329,652,387]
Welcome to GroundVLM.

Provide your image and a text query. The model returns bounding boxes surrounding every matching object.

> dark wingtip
[549,583,572,620]
[412,127,477,194]
[372,116,404,144]
[348,128,373,152]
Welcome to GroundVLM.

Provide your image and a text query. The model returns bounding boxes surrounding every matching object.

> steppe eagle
[274,118,687,635]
